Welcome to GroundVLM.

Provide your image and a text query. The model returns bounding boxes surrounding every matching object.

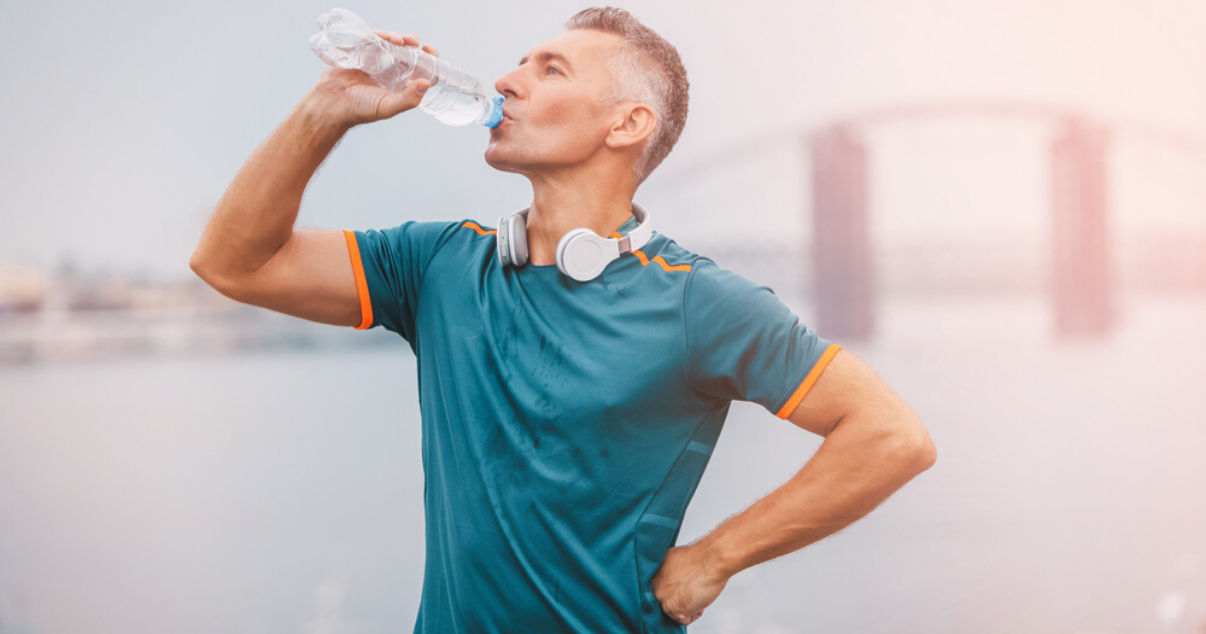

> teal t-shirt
[345,212,840,634]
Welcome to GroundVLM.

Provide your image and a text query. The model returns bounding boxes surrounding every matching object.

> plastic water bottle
[309,8,503,128]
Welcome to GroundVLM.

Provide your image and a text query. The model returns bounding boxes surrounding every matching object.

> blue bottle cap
[482,96,504,128]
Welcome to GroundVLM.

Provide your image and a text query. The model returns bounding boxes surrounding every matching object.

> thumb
[378,79,431,119]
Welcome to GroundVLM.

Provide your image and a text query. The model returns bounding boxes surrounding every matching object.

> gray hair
[566,7,690,188]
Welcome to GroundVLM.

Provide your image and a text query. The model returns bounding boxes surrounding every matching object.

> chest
[415,257,691,426]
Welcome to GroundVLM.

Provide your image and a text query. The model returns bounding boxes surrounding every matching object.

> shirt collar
[614,213,639,236]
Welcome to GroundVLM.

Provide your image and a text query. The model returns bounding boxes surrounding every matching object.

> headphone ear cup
[556,228,610,282]
[509,214,529,267]
[496,214,530,268]
[496,215,512,267]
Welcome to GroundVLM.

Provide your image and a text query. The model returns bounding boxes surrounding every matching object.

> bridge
[654,100,1206,340]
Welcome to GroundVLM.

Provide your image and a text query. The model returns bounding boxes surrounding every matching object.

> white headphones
[496,203,654,282]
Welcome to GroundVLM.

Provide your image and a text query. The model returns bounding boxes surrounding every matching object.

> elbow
[189,250,223,291]
[189,250,242,301]
[188,250,208,281]
[904,419,937,473]
[876,411,935,475]
[914,433,937,473]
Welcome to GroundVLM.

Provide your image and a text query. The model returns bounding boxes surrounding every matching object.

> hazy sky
[1,0,1204,278]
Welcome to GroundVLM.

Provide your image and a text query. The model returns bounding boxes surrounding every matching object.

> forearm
[697,412,935,579]
[190,95,350,287]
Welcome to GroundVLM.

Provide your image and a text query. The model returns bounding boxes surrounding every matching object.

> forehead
[521,29,624,75]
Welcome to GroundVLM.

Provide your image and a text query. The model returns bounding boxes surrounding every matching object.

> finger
[373,29,400,45]
[421,43,439,57]
[376,78,430,119]
[677,608,704,625]
[374,30,416,48]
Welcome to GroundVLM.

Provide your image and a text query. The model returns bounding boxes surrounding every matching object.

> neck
[523,171,637,267]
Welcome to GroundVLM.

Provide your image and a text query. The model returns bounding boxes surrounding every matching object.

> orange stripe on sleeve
[775,343,843,419]
[342,230,374,330]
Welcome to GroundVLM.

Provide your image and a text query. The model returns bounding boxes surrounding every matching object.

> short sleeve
[343,220,461,342]
[683,259,842,418]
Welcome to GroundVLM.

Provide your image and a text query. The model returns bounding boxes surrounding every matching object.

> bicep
[234,228,362,327]
[784,349,922,439]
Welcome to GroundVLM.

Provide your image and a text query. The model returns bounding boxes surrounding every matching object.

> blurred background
[2,0,1204,632]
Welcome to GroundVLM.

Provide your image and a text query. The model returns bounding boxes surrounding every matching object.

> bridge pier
[811,125,875,339]
[1051,117,1115,338]
[807,112,1119,342]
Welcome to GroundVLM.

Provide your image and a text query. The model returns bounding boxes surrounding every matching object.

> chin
[483,149,511,173]
[484,146,528,175]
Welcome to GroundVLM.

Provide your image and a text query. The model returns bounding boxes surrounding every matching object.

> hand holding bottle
[308,8,502,128]
[303,29,440,129]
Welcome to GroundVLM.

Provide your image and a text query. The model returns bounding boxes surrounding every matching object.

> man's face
[485,29,626,177]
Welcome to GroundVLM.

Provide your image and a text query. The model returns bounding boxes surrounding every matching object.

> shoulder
[655,239,768,299]
[627,233,708,280]
[440,218,500,260]
[455,218,498,238]
[352,219,499,273]
[371,217,496,252]
[631,233,776,296]
[627,235,782,326]
[662,241,785,326]
[360,218,463,244]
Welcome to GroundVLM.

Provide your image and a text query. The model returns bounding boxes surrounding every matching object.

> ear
[604,102,657,151]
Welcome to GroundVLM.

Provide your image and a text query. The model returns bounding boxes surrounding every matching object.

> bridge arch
[656,101,1206,340]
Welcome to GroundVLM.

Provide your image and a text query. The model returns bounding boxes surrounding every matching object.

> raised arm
[189,31,438,326]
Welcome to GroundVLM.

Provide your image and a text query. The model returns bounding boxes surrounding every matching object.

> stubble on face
[485,30,627,176]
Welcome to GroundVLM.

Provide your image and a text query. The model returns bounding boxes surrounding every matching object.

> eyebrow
[517,50,575,72]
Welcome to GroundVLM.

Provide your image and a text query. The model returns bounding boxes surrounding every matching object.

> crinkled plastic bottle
[309,8,503,127]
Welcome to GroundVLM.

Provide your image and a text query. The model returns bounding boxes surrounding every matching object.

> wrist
[693,532,742,582]
[297,90,356,136]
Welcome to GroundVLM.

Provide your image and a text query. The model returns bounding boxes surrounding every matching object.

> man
[191,6,936,632]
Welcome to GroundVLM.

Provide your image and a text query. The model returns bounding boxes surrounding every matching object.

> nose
[494,66,524,101]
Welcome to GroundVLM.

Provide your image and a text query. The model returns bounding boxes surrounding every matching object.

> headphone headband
[495,203,654,282]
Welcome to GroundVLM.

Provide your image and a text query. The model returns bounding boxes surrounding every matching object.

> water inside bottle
[310,8,498,127]
[420,64,492,126]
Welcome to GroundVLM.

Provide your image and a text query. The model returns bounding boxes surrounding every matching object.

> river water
[2,293,1204,634]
